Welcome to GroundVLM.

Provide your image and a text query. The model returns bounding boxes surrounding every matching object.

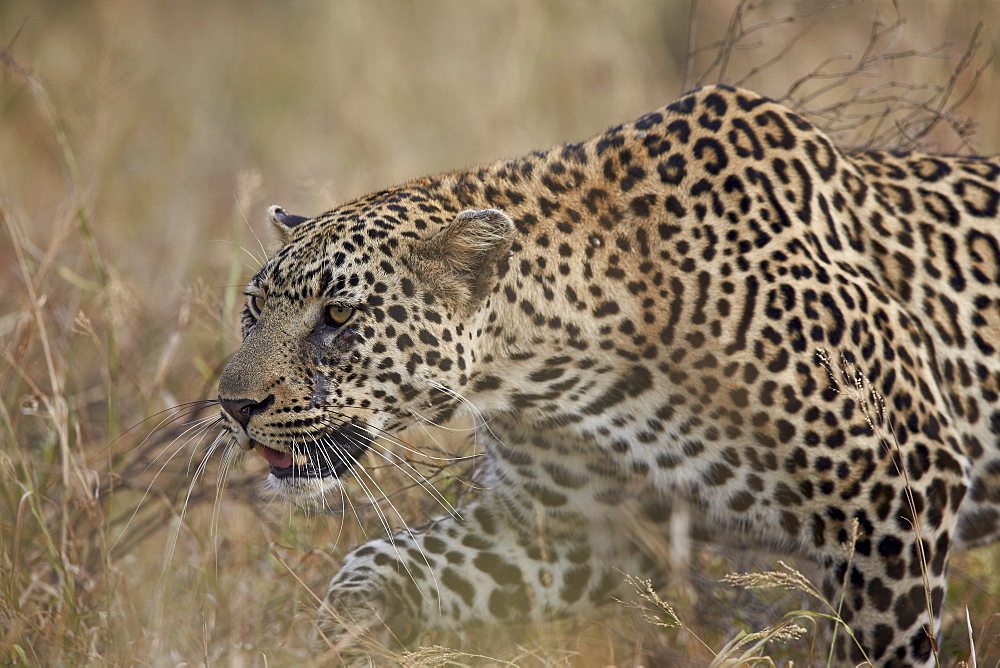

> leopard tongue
[259,445,293,469]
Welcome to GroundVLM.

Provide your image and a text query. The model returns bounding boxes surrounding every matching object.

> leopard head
[217,201,514,501]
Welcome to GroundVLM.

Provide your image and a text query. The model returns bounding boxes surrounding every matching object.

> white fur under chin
[266,472,342,503]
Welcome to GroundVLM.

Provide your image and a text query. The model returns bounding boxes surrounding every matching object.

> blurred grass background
[1,1,998,665]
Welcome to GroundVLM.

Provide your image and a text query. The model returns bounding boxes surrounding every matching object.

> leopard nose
[219,395,275,429]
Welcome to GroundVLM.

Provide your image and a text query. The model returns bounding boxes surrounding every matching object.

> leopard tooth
[292,452,309,467]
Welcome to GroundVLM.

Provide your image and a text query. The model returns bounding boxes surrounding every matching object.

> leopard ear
[410,209,515,310]
[268,205,309,247]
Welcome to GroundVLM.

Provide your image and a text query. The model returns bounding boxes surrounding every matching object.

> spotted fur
[217,85,1000,665]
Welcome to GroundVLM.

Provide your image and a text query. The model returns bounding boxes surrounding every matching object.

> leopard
[217,85,1000,666]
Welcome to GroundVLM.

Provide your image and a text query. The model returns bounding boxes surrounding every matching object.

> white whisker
[316,418,464,520]
[331,434,443,612]
[318,405,470,463]
[160,430,229,585]
[113,412,222,552]
[232,191,270,268]
[425,378,503,452]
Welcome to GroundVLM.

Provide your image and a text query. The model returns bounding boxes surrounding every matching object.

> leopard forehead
[256,215,396,296]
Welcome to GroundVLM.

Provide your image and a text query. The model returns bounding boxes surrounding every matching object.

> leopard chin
[265,473,341,503]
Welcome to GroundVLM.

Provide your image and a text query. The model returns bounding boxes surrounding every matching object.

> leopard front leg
[316,457,646,657]
[819,527,952,668]
[316,516,465,653]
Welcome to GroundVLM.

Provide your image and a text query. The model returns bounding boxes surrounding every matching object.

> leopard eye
[324,305,355,328]
[248,293,265,317]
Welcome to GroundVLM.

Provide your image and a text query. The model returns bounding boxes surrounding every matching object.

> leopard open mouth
[254,422,369,480]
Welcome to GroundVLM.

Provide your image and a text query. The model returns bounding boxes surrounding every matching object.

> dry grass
[1,1,999,665]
